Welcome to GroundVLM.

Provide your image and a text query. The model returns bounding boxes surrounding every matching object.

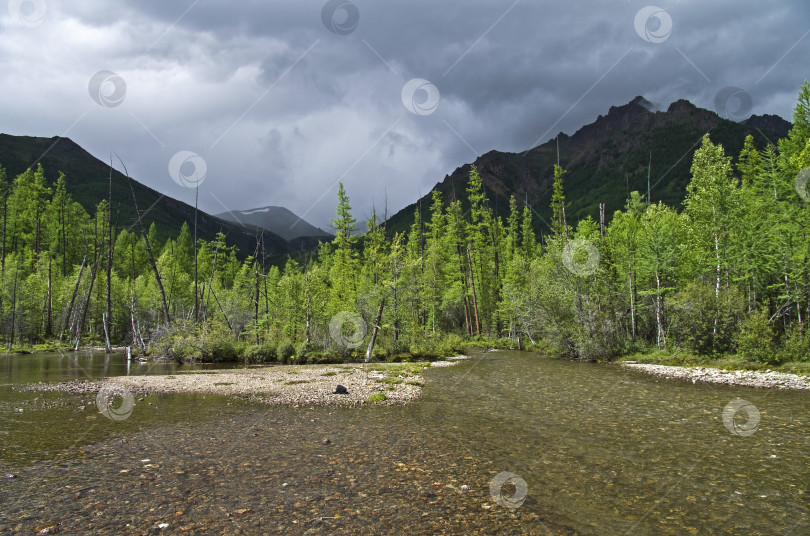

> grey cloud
[0,0,806,232]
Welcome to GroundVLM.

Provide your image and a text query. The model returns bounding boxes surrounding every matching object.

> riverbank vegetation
[1,84,809,368]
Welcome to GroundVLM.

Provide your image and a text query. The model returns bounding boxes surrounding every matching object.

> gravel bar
[21,357,472,406]
[622,362,810,390]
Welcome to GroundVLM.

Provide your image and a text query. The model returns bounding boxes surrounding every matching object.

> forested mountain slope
[386,97,790,237]
[0,134,288,259]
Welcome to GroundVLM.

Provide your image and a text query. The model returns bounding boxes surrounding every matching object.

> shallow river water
[0,350,807,534]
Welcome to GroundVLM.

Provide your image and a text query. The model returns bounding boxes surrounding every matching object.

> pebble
[18,360,470,407]
[623,363,810,390]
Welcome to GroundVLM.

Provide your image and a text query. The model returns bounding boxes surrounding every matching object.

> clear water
[1,350,807,535]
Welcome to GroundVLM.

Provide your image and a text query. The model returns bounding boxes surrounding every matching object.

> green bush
[780,326,810,363]
[150,320,239,362]
[295,341,322,364]
[276,340,295,363]
[668,282,744,355]
[409,333,468,359]
[243,342,278,363]
[737,308,779,365]
[366,392,388,403]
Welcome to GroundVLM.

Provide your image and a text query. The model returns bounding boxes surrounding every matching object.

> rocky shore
[21,357,471,407]
[622,362,810,390]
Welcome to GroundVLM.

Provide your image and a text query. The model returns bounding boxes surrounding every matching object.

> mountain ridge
[1,96,792,255]
[383,97,791,236]
[0,133,290,262]
[215,205,333,242]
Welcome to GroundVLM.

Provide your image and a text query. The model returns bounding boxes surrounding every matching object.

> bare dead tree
[61,253,87,340]
[114,154,170,324]
[104,156,114,352]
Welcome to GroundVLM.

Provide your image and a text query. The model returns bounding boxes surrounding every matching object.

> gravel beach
[21,357,471,406]
[622,362,810,390]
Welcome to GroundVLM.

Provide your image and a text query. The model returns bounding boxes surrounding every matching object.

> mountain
[0,133,289,262]
[742,114,793,135]
[385,97,792,237]
[215,206,333,245]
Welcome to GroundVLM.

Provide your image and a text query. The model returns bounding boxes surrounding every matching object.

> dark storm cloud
[0,0,807,231]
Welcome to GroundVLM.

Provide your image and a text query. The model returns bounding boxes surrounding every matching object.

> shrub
[737,307,779,365]
[149,320,239,362]
[366,392,388,403]
[409,333,468,359]
[668,282,744,355]
[276,340,295,363]
[243,342,278,363]
[780,326,810,363]
[295,341,322,364]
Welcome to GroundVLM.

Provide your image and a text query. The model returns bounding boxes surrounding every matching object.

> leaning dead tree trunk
[366,297,385,362]
[74,254,99,351]
[115,154,170,325]
[203,235,222,321]
[61,254,87,341]
[104,157,114,352]
[8,258,19,350]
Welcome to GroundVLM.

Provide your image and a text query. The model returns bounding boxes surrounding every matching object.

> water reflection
[0,350,239,384]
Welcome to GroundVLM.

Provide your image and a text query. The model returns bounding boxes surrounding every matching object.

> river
[1,350,807,534]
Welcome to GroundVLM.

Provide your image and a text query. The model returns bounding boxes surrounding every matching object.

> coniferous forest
[2,83,809,367]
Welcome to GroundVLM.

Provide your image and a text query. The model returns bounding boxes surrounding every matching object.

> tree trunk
[1,190,7,271]
[74,253,99,350]
[629,264,636,339]
[103,312,111,352]
[467,247,481,335]
[714,232,721,336]
[256,258,261,345]
[655,271,664,349]
[204,238,221,321]
[8,260,19,350]
[61,195,66,276]
[366,297,385,362]
[61,254,87,340]
[118,155,170,324]
[105,161,114,352]
[193,184,199,324]
[45,259,52,337]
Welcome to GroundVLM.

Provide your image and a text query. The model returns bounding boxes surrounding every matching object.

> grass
[363,362,430,376]
[375,377,403,386]
[362,362,431,388]
[366,392,388,403]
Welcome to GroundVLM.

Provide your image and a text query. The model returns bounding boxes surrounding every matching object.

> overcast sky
[1,1,808,231]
